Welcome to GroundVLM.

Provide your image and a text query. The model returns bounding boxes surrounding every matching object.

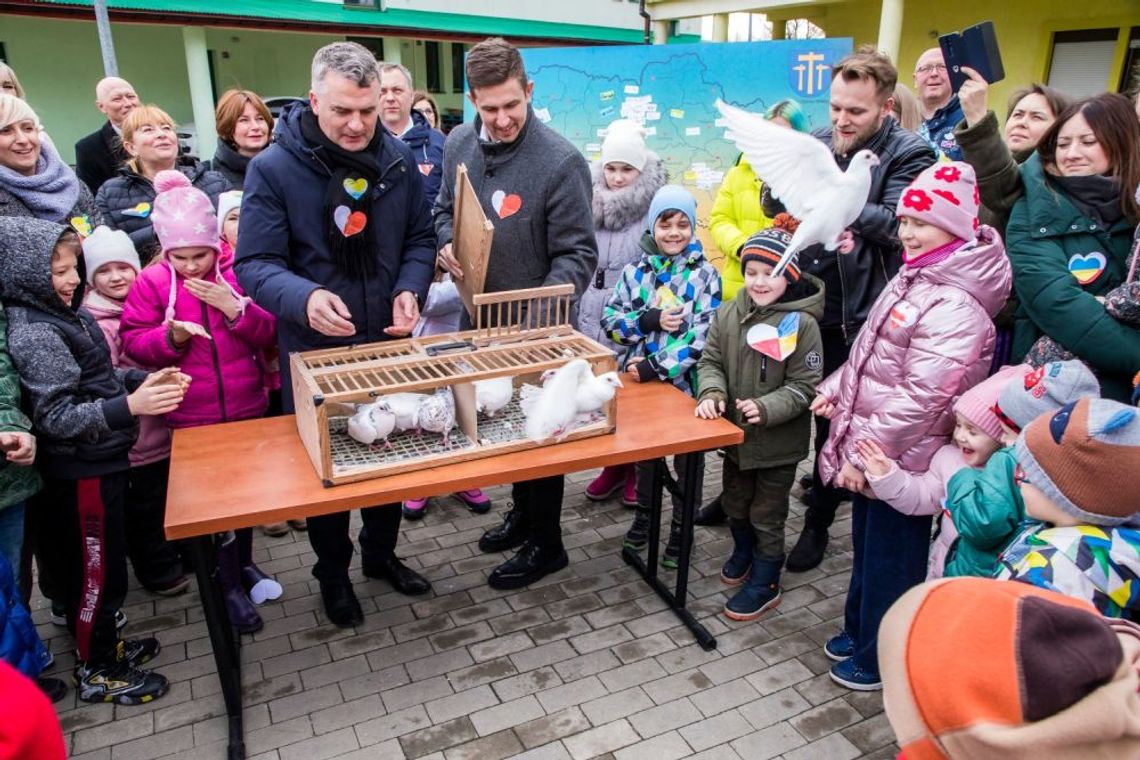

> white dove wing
[715,99,843,220]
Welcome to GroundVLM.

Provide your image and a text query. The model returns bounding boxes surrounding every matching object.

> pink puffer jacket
[120,256,277,429]
[817,226,1011,485]
[83,291,172,466]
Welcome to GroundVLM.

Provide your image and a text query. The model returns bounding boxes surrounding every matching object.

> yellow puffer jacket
[709,157,774,300]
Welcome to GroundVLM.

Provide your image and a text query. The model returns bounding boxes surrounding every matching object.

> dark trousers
[721,460,797,559]
[39,472,129,664]
[20,488,65,605]
[635,453,704,525]
[843,494,931,674]
[807,327,852,530]
[125,458,183,589]
[514,476,565,551]
[307,503,402,585]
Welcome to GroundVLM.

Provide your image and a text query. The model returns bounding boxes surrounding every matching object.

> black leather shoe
[786,524,829,573]
[693,494,726,527]
[488,542,569,590]
[320,581,364,628]
[478,503,529,553]
[363,554,432,595]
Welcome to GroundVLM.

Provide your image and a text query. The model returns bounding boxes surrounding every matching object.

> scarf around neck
[0,137,80,221]
[1053,173,1124,227]
[300,110,384,278]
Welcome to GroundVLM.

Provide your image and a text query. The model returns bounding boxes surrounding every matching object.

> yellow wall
[781,0,1139,121]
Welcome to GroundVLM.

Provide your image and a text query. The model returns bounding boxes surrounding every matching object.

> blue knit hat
[647,185,696,233]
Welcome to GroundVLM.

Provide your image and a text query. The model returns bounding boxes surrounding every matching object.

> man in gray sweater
[435,37,597,590]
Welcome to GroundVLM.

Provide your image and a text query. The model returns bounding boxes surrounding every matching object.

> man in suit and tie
[74,77,139,194]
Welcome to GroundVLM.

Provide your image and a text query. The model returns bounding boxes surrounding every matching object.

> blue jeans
[843,494,931,675]
[0,502,25,589]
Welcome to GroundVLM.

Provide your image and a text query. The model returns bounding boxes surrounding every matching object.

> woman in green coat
[1006,93,1140,402]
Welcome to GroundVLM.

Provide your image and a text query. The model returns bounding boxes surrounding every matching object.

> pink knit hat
[151,170,221,258]
[953,364,1024,444]
[896,161,980,244]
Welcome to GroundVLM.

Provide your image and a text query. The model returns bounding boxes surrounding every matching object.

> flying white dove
[715,98,880,277]
[474,376,513,418]
[417,388,457,447]
[346,400,396,449]
[379,392,429,433]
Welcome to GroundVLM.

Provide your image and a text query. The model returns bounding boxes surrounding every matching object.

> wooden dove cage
[290,284,618,486]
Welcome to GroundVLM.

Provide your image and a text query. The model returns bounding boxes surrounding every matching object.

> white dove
[346,400,396,449]
[715,98,880,277]
[417,388,457,447]
[524,359,590,442]
[378,392,428,433]
[474,376,513,418]
[574,370,623,417]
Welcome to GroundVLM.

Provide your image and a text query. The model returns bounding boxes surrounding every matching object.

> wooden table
[167,382,742,759]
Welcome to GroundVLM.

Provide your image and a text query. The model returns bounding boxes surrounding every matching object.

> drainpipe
[94,0,119,76]
[182,27,218,160]
[877,0,904,64]
[638,0,651,45]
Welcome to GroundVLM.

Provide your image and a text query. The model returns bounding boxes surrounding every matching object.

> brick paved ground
[39,456,896,760]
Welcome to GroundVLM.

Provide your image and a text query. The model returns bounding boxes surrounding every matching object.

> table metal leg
[192,534,245,760]
[621,456,717,651]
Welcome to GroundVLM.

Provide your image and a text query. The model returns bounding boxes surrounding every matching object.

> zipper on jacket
[761,355,767,383]
[201,300,228,422]
[836,249,850,344]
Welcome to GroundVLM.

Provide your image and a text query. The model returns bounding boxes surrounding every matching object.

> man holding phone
[914,48,964,160]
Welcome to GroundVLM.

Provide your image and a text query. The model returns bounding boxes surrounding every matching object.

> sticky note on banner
[683,170,698,182]
[534,107,552,123]
[585,143,602,153]
[645,126,657,136]
[624,84,640,94]
[685,126,701,136]
[670,108,685,119]
[600,90,615,101]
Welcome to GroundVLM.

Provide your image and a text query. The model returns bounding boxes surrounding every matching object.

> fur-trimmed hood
[590,155,667,232]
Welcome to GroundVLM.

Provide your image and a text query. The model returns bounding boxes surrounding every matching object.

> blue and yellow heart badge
[746,312,800,361]
[1068,252,1107,286]
[69,215,93,239]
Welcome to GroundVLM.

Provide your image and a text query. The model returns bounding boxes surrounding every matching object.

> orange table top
[165,382,743,539]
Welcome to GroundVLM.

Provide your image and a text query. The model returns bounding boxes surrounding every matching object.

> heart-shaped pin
[418,163,434,177]
[889,302,918,330]
[343,178,368,200]
[122,202,151,218]
[491,190,522,219]
[1068,252,1107,286]
[747,312,799,361]
[70,215,92,238]
[334,205,367,237]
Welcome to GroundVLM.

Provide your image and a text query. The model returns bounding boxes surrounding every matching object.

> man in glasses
[913,48,964,160]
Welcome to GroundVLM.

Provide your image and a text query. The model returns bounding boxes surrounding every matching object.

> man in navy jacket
[378,63,446,206]
[236,42,436,628]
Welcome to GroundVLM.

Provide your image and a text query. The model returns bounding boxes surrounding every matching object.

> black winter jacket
[797,118,936,338]
[95,161,230,264]
[0,218,145,478]
[208,139,252,190]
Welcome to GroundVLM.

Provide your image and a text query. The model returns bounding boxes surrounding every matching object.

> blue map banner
[466,39,853,266]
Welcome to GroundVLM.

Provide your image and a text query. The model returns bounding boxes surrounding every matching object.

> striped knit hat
[739,214,801,282]
[1015,398,1140,526]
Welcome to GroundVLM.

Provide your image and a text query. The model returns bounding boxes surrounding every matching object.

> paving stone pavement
[38,456,897,759]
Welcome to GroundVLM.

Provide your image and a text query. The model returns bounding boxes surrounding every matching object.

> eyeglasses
[915,63,947,75]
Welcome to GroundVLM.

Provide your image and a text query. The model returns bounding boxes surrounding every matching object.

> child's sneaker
[455,489,492,514]
[37,677,68,703]
[824,631,856,662]
[145,574,191,597]
[829,657,882,691]
[661,520,684,569]
[402,498,429,520]
[623,509,651,550]
[73,643,169,705]
[121,637,161,667]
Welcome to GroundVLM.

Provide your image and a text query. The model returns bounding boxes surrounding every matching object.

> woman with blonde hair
[0,63,24,100]
[891,83,923,133]
[95,104,228,263]
[209,89,274,189]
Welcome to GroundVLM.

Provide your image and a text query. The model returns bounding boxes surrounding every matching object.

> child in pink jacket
[854,364,1025,579]
[82,226,189,598]
[120,171,281,634]
[809,162,1011,691]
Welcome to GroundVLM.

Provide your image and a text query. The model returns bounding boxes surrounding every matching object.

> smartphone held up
[939,21,1005,91]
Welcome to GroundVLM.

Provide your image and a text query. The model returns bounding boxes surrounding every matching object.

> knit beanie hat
[216,189,243,236]
[880,577,1140,760]
[151,169,220,257]
[1015,398,1140,526]
[601,119,649,171]
[896,161,980,245]
[81,225,139,286]
[646,184,696,233]
[997,361,1100,433]
[953,364,1023,443]
[739,214,802,283]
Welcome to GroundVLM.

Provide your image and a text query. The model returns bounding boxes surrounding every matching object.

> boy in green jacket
[696,219,824,620]
[0,303,41,581]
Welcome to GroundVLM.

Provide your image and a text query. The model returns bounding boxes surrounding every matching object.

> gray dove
[417,388,457,447]
[715,98,880,277]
